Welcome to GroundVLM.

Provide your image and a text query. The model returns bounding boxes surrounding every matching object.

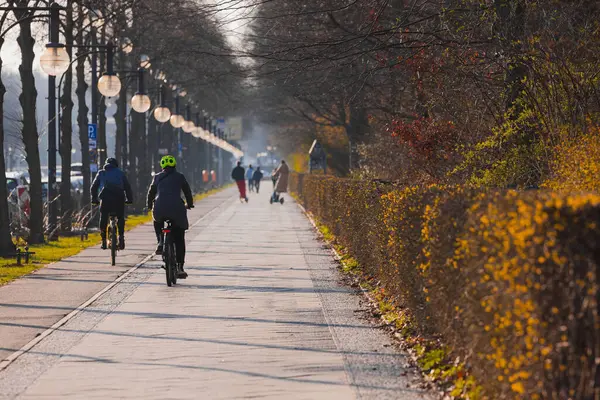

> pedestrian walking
[231,161,248,203]
[246,164,255,193]
[271,160,289,201]
[252,166,264,193]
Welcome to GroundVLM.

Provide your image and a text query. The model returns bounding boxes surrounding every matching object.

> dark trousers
[99,200,125,237]
[254,179,261,193]
[248,179,254,192]
[154,221,186,265]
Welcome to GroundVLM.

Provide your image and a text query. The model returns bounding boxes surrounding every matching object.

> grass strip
[0,186,229,286]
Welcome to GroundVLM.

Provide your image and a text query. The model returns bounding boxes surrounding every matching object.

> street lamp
[140,54,151,69]
[170,93,185,128]
[40,44,70,76]
[131,68,151,113]
[153,84,171,123]
[97,44,121,97]
[89,9,104,28]
[170,113,185,128]
[182,104,195,133]
[120,37,133,54]
[39,5,70,76]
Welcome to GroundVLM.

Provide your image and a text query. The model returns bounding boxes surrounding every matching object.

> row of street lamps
[28,2,243,237]
[39,5,242,155]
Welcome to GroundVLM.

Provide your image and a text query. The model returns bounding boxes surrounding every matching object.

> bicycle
[94,201,130,266]
[160,204,194,287]
[161,219,179,287]
[107,212,119,266]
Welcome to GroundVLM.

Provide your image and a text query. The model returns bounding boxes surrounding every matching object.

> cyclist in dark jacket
[147,155,194,279]
[91,158,133,250]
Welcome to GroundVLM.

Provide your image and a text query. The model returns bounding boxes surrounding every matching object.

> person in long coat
[273,160,290,194]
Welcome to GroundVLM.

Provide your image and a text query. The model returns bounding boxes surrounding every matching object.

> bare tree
[12,0,44,243]
[59,0,74,231]
[0,7,17,256]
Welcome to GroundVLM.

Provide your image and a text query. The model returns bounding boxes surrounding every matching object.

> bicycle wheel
[164,234,173,286]
[110,222,117,266]
[169,240,177,286]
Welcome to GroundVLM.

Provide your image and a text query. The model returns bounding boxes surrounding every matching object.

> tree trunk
[98,25,107,166]
[114,52,127,169]
[0,36,16,256]
[495,0,527,112]
[15,10,44,243]
[128,110,140,212]
[76,7,90,207]
[59,0,74,231]
[347,105,368,173]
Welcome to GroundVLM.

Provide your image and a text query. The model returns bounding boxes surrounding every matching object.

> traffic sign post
[88,124,98,174]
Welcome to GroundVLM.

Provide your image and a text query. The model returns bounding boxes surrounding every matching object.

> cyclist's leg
[154,220,164,254]
[99,205,109,248]
[116,202,126,249]
[173,227,187,278]
[153,221,163,241]
[173,227,185,265]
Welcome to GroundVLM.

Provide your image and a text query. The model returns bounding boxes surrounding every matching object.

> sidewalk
[0,188,236,362]
[0,188,431,399]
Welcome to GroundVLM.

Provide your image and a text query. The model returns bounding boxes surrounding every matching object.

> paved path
[0,187,431,399]
[0,188,235,362]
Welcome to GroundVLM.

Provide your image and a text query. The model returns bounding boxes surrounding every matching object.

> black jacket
[147,168,194,230]
[252,170,264,181]
[231,166,245,181]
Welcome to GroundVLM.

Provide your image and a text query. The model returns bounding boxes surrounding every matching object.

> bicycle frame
[162,220,179,286]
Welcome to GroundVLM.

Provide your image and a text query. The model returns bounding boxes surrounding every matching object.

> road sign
[90,163,98,173]
[217,117,226,134]
[158,148,169,155]
[226,117,243,141]
[88,124,97,140]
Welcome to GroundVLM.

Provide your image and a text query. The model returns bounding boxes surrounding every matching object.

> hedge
[290,173,600,399]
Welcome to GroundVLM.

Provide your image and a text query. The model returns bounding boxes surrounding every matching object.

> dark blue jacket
[91,164,132,203]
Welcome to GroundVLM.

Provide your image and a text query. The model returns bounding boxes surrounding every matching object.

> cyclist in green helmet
[147,155,194,279]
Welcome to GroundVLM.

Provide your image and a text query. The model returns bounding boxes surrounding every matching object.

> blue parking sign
[88,123,97,140]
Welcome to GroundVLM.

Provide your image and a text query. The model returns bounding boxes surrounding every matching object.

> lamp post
[39,3,70,239]
[97,44,121,97]
[153,85,171,123]
[130,68,151,113]
[169,91,184,157]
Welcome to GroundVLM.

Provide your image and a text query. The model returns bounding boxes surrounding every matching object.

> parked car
[6,171,30,230]
[42,175,85,209]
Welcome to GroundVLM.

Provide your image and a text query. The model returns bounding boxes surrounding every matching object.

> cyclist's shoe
[118,236,125,250]
[177,264,188,279]
[101,235,107,250]
[155,243,163,255]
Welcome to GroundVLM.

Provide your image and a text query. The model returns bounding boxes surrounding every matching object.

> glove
[91,199,99,206]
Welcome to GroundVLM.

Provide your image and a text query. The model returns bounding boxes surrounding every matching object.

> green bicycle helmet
[160,155,176,169]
